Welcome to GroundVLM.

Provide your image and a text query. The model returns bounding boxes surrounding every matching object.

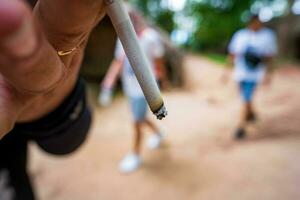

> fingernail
[2,18,37,58]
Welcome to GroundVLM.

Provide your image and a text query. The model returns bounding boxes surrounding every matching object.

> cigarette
[104,0,168,120]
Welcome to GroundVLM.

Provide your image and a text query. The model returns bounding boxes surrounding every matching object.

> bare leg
[240,102,248,127]
[133,122,143,154]
[144,119,160,134]
[119,121,143,173]
[144,119,164,149]
[236,101,253,139]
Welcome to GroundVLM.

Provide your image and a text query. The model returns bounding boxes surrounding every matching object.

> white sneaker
[119,153,141,174]
[98,88,113,107]
[147,133,164,150]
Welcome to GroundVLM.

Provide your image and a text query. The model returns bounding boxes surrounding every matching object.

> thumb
[0,0,64,94]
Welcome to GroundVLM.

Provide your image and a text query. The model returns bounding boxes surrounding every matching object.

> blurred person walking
[99,9,167,173]
[227,15,278,139]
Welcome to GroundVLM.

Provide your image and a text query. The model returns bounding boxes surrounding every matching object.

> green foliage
[128,0,176,33]
[204,53,228,65]
[186,0,255,51]
[127,0,151,16]
[127,0,286,52]
[154,10,176,34]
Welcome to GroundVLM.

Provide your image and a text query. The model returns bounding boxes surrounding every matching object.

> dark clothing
[0,79,92,200]
[0,133,33,200]
[244,46,264,70]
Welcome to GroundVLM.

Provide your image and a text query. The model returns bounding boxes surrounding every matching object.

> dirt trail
[30,55,300,200]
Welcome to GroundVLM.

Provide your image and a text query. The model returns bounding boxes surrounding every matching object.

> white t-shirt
[114,28,165,98]
[228,28,278,82]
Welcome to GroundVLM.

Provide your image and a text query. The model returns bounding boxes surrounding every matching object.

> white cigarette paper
[105,0,167,119]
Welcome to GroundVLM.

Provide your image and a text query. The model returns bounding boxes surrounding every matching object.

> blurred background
[28,0,300,199]
[81,0,300,82]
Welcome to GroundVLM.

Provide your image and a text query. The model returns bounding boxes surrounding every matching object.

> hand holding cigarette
[0,0,106,138]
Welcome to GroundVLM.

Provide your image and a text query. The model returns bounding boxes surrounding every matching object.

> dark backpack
[244,46,263,70]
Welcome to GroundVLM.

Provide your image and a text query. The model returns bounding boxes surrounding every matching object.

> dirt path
[29,55,300,200]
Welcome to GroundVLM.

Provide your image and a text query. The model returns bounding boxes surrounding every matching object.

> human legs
[240,101,255,126]
[130,98,163,150]
[133,121,144,154]
[119,121,143,173]
[144,119,160,134]
[144,119,164,149]
[129,96,148,153]
[119,97,148,173]
[235,81,257,139]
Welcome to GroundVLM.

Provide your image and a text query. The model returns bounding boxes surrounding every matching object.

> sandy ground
[29,55,300,200]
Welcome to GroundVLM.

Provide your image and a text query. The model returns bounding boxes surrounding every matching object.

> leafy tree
[128,0,176,33]
[128,0,292,52]
[186,0,255,52]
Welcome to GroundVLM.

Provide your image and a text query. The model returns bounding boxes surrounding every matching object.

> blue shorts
[128,97,148,122]
[239,81,257,103]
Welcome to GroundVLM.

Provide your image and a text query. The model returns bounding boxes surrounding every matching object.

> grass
[204,53,227,65]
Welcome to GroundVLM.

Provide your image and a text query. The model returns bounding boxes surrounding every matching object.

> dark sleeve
[15,79,92,155]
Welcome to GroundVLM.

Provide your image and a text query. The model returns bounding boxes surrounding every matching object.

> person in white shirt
[228,15,278,139]
[99,9,167,173]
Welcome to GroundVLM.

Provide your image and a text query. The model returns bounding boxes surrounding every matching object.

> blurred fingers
[0,0,65,94]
